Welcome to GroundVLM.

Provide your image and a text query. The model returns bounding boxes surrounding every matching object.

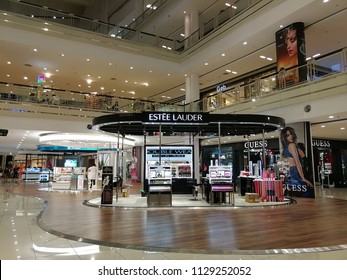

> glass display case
[209,166,234,205]
[147,165,172,207]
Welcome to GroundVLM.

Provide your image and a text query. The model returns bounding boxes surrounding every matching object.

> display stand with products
[253,170,284,202]
[209,166,234,205]
[52,167,86,190]
[145,145,194,194]
[23,167,52,182]
[175,163,192,178]
[237,168,262,196]
[147,165,172,207]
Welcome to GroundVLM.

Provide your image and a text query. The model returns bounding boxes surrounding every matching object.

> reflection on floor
[1,181,347,260]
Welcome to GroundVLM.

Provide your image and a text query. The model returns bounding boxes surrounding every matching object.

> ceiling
[1,0,347,155]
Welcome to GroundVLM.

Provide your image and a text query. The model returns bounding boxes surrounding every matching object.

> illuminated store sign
[146,112,205,123]
[146,146,193,161]
[244,140,268,149]
[312,139,330,148]
[216,85,227,92]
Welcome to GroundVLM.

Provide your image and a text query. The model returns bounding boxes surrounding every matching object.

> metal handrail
[1,0,261,53]
[1,48,346,116]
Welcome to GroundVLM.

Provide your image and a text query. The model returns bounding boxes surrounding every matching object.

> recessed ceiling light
[321,125,326,128]
[204,62,208,66]
[243,41,247,45]
[341,127,345,130]
[328,115,334,119]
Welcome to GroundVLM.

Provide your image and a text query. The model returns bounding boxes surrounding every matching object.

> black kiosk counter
[91,112,285,205]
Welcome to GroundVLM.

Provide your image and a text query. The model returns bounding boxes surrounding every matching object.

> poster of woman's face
[275,22,306,85]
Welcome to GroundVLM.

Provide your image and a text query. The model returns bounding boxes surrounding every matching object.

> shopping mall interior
[1,0,347,260]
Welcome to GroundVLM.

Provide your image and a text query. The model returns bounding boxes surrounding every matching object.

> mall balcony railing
[1,48,346,118]
[1,0,262,53]
[183,48,347,114]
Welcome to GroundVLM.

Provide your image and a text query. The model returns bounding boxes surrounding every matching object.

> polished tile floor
[1,180,347,260]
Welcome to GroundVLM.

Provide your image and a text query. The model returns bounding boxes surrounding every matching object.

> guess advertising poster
[275,22,306,87]
[279,122,315,198]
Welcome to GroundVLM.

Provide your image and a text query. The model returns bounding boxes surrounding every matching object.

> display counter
[147,165,173,206]
[52,167,86,190]
[147,185,172,207]
[22,168,52,182]
[238,176,260,196]
[253,179,284,202]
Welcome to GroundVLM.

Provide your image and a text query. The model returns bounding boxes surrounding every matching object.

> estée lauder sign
[145,112,206,123]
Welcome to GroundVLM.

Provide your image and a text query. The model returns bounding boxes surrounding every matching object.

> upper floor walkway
[1,48,346,122]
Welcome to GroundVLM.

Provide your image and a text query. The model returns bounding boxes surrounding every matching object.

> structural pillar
[184,10,199,49]
[185,74,200,111]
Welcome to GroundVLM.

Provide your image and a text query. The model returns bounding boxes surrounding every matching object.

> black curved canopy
[92,112,285,137]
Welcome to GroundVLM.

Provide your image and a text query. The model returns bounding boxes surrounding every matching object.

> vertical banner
[275,22,306,87]
[101,166,113,204]
[279,122,315,198]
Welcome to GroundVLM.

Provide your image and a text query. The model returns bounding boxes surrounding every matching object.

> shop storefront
[92,112,285,205]
[201,138,280,184]
[313,139,347,188]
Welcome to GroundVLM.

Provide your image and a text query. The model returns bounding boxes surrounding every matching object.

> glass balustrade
[0,49,346,115]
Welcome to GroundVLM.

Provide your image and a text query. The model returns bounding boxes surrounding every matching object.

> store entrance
[314,148,334,187]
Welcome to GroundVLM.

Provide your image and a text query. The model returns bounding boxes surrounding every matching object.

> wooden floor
[7,180,347,254]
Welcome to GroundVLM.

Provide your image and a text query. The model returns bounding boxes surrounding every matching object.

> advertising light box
[146,146,193,162]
